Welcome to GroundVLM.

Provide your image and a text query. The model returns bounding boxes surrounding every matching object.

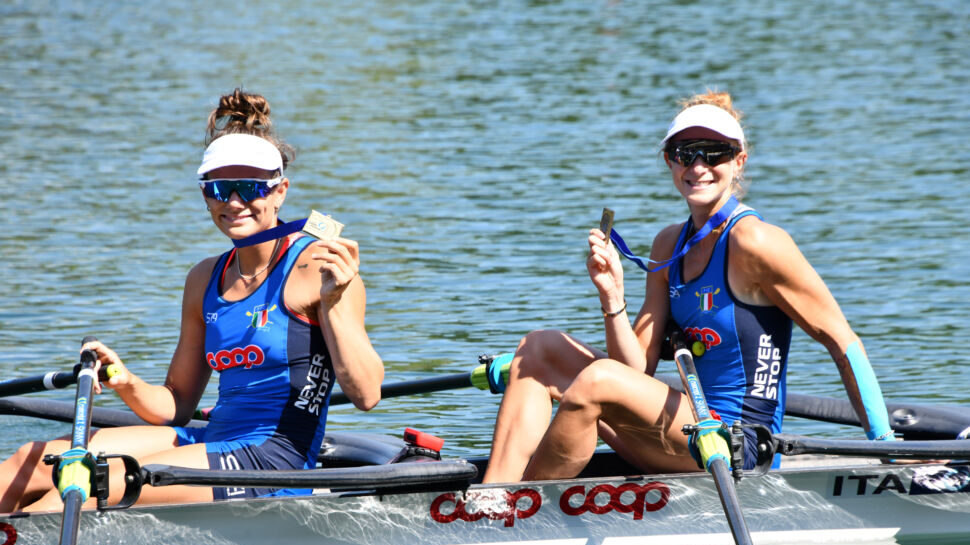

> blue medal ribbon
[231,217,309,248]
[610,196,741,273]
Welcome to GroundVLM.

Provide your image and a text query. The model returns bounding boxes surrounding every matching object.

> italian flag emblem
[246,304,277,329]
[696,287,720,313]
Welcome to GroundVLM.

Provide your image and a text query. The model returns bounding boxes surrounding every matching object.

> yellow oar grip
[103,363,121,379]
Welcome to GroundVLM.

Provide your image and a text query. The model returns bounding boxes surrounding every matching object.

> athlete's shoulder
[287,235,321,280]
[182,254,224,313]
[650,221,686,261]
[186,254,222,288]
[288,234,318,262]
[729,215,801,268]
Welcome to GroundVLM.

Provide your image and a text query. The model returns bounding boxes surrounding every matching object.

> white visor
[197,133,284,177]
[660,104,745,149]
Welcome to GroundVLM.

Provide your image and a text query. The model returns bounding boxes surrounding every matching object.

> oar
[772,434,970,459]
[141,460,477,490]
[327,355,970,441]
[329,353,513,406]
[667,323,753,545]
[0,361,120,398]
[52,337,101,545]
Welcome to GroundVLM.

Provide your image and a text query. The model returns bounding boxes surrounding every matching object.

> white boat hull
[3,458,968,545]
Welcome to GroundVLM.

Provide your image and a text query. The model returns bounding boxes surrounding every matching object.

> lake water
[1,0,968,497]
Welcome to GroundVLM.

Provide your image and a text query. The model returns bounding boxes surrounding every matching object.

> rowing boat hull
[3,458,968,545]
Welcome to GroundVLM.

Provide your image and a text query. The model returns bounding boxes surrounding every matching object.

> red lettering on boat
[559,482,670,520]
[429,489,541,527]
[0,522,17,545]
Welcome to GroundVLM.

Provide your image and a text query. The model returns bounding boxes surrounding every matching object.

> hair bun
[204,88,295,170]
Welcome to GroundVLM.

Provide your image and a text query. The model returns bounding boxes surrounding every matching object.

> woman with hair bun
[483,90,895,483]
[0,89,384,511]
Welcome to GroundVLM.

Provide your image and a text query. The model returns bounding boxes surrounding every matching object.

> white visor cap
[660,104,745,149]
[197,133,284,178]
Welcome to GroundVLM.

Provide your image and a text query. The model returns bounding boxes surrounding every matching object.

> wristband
[602,300,627,318]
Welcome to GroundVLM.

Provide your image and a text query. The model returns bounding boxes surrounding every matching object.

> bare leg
[524,358,700,481]
[0,425,211,513]
[0,441,50,512]
[24,440,213,512]
[482,330,605,483]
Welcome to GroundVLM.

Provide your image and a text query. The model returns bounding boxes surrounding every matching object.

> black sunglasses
[666,139,740,168]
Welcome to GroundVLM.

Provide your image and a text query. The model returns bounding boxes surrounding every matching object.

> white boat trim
[2,456,967,545]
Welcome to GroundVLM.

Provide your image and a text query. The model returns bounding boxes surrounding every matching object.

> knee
[560,359,621,409]
[512,329,565,376]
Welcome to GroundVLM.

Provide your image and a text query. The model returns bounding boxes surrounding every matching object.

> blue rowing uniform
[174,235,335,499]
[668,207,792,470]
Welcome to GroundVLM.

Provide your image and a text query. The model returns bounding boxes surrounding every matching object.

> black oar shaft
[330,371,475,406]
[58,337,99,545]
[774,434,970,458]
[142,460,477,490]
[668,325,753,545]
[0,368,84,398]
[0,363,118,399]
[709,460,750,541]
[58,494,84,544]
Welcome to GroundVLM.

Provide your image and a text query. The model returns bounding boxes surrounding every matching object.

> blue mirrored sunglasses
[199,176,283,202]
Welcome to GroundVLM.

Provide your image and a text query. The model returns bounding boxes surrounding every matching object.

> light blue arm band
[846,341,894,440]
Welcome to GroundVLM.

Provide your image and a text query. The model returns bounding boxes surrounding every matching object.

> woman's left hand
[310,237,360,307]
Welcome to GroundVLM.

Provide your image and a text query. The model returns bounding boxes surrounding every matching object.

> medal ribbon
[610,196,741,273]
[231,217,308,248]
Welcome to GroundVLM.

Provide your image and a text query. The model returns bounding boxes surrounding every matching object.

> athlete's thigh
[61,425,180,459]
[127,443,214,505]
[591,364,700,473]
[50,427,211,507]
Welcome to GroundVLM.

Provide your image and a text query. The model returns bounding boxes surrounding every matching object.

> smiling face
[202,165,288,240]
[664,126,747,211]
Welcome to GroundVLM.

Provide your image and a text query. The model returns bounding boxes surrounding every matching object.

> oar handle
[56,336,102,545]
[328,354,514,407]
[80,335,121,380]
[666,322,753,545]
[0,358,119,400]
[667,324,713,421]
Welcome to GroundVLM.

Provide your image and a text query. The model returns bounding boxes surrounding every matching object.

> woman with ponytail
[483,90,895,483]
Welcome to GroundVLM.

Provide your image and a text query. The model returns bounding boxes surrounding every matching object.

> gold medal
[302,210,344,241]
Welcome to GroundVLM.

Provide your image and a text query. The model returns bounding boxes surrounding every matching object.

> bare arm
[296,237,384,411]
[87,260,214,426]
[590,223,680,375]
[632,224,681,376]
[731,219,883,435]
